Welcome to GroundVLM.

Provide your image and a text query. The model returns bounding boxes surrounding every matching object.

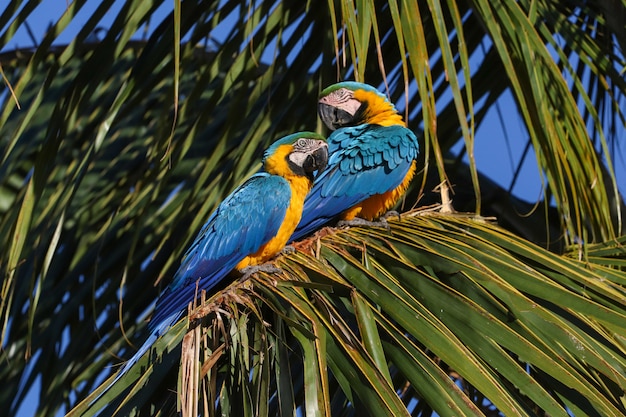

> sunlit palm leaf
[70,214,626,415]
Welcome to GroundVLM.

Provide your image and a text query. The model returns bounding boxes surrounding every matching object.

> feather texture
[91,133,327,407]
[293,124,418,240]
[151,173,291,325]
[292,83,419,241]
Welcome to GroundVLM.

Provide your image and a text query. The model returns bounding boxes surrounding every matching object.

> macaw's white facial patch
[293,138,324,153]
[319,88,362,116]
[288,151,309,167]
[288,139,328,175]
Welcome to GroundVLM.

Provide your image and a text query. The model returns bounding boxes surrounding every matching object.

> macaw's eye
[296,138,309,148]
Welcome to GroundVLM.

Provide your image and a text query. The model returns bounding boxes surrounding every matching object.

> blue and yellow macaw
[291,82,420,241]
[110,132,327,387]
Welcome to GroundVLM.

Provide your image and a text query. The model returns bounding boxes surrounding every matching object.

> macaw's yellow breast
[353,90,405,127]
[236,160,312,269]
[341,160,417,221]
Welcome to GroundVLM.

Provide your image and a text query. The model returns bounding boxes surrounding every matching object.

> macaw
[104,132,327,393]
[290,82,420,241]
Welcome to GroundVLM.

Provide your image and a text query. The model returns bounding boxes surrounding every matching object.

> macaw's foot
[280,245,296,255]
[382,210,401,221]
[337,216,390,230]
[240,263,282,280]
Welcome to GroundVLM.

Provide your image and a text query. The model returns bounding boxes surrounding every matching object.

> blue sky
[3,1,625,416]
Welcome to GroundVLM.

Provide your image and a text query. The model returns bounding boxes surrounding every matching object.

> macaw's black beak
[318,103,355,131]
[303,142,329,180]
[312,145,328,179]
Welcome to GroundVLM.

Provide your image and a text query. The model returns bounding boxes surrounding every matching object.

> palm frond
[71,214,626,416]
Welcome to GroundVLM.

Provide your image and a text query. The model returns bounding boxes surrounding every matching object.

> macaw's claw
[337,216,390,230]
[280,245,296,255]
[383,210,401,221]
[240,263,282,280]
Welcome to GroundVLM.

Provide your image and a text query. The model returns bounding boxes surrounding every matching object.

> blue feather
[151,173,290,325]
[291,124,419,241]
[94,173,292,406]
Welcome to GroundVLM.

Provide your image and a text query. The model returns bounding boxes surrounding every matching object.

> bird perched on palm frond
[291,82,420,241]
[100,132,327,398]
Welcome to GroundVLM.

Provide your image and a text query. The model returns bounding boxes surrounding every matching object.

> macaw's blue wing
[91,173,293,406]
[150,173,292,327]
[291,124,418,241]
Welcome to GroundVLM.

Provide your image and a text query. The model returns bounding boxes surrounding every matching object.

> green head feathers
[263,132,326,161]
[319,81,387,99]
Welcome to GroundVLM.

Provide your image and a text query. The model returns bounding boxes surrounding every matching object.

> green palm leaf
[69,214,626,416]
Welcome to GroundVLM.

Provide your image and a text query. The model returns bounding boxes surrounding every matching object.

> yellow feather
[341,160,417,221]
[353,90,405,127]
[340,89,416,221]
[236,145,312,269]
